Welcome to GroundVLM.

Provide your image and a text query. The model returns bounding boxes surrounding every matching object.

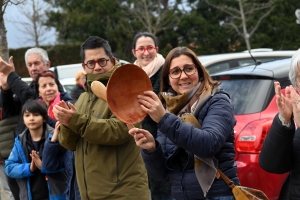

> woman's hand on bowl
[138,91,166,123]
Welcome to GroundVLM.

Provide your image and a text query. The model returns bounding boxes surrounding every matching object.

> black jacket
[0,91,19,160]
[1,72,72,133]
[259,113,300,199]
[70,84,85,103]
[141,67,162,138]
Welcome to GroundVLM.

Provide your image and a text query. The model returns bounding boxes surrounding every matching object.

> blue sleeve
[42,138,66,173]
[4,144,33,178]
[157,94,235,158]
[141,140,169,181]
[47,117,57,128]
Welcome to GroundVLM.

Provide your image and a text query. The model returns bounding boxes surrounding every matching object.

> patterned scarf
[162,82,220,197]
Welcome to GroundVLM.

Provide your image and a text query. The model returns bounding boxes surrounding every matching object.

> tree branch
[205,0,241,19]
[249,5,275,37]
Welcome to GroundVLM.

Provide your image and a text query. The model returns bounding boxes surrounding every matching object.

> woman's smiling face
[168,55,199,95]
[132,36,157,67]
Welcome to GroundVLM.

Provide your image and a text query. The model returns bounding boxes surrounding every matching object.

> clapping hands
[30,150,42,172]
[275,81,300,127]
[51,121,60,142]
[53,100,76,127]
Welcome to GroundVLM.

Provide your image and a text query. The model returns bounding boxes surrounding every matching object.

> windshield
[220,79,273,114]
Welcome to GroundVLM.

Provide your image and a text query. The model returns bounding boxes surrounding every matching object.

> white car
[199,49,296,74]
[50,59,130,80]
[49,59,130,92]
[21,77,32,84]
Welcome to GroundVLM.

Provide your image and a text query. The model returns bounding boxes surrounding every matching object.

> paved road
[0,182,9,200]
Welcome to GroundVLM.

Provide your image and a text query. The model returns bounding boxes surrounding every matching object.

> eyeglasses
[84,58,110,69]
[169,64,197,79]
[134,46,157,54]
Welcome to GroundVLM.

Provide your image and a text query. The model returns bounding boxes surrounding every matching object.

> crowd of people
[0,32,299,200]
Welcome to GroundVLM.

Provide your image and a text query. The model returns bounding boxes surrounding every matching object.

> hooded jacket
[58,61,149,200]
[4,124,68,200]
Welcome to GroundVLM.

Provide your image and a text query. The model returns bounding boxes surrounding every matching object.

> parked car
[211,58,292,199]
[59,77,76,94]
[199,49,296,74]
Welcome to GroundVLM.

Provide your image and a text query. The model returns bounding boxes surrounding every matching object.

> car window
[219,79,273,114]
[237,59,256,66]
[63,85,75,94]
[207,62,230,74]
[204,55,292,74]
[237,57,291,67]
[55,65,83,79]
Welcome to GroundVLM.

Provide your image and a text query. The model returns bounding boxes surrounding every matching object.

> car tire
[279,175,289,200]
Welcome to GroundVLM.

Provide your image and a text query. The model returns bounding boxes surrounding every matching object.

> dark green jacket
[59,62,149,200]
[0,115,18,160]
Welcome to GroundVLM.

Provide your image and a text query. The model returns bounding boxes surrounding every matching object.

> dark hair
[22,99,48,122]
[132,32,158,50]
[35,70,60,94]
[80,36,113,63]
[159,47,220,104]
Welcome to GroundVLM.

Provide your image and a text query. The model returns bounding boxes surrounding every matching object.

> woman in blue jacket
[129,47,239,200]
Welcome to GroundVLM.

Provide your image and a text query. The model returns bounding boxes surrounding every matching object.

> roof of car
[199,50,296,67]
[211,58,291,79]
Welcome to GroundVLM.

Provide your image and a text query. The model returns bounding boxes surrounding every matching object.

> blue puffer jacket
[142,91,240,200]
[43,139,81,200]
[4,125,68,200]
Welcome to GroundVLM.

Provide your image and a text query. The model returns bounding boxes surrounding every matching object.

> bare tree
[119,0,181,35]
[8,0,52,47]
[0,0,26,61]
[206,0,276,51]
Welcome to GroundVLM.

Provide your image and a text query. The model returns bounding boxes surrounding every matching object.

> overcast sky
[4,2,56,49]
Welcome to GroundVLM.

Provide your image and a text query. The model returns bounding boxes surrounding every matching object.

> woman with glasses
[132,32,173,200]
[128,47,239,200]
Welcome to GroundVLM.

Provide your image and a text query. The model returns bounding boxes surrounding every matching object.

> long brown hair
[159,47,220,104]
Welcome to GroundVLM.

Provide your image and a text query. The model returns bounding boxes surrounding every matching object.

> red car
[211,58,291,200]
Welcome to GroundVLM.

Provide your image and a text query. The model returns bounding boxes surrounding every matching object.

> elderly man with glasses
[53,36,149,200]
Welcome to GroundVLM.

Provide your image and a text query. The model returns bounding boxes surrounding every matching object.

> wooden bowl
[106,64,153,124]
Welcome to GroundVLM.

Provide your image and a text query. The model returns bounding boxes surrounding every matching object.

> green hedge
[9,43,82,77]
